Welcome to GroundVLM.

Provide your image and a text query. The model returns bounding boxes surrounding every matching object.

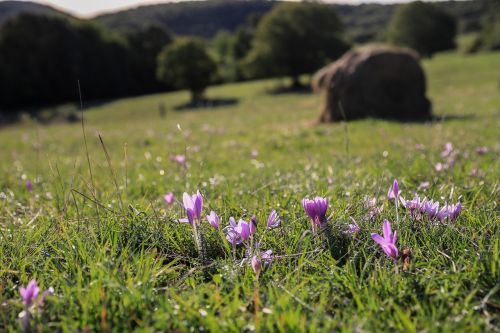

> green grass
[0,51,499,332]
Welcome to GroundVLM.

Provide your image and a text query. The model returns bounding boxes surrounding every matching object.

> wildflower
[371,219,398,260]
[475,146,488,155]
[424,200,440,220]
[387,179,399,200]
[251,149,259,158]
[415,143,425,151]
[418,181,430,190]
[164,192,175,205]
[400,196,419,216]
[441,142,453,157]
[260,249,273,265]
[363,196,383,220]
[266,210,280,229]
[251,256,262,277]
[19,280,39,307]
[250,215,257,235]
[206,211,220,230]
[344,217,360,235]
[226,217,251,245]
[302,196,328,228]
[435,162,444,172]
[26,180,33,192]
[182,190,203,225]
[447,203,462,223]
[171,154,186,165]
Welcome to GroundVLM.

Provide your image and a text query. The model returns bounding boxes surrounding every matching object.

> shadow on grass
[265,85,312,95]
[173,98,239,111]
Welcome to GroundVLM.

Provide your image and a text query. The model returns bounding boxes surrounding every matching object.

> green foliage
[387,1,457,57]
[0,51,499,331]
[245,2,349,85]
[466,5,500,53]
[157,38,217,101]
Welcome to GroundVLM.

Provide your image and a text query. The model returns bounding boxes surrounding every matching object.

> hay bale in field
[312,46,432,122]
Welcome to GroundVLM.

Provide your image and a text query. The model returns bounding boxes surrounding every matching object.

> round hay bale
[313,46,432,122]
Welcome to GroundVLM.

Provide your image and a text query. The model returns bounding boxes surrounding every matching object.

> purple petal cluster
[387,180,399,200]
[19,280,53,308]
[400,196,462,223]
[371,219,399,259]
[302,197,328,228]
[226,217,256,245]
[182,190,203,225]
[206,211,220,230]
[266,210,280,229]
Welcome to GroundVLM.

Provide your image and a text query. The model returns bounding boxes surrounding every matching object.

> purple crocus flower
[226,217,251,245]
[344,217,360,235]
[251,256,262,277]
[38,287,54,307]
[19,280,40,307]
[250,215,257,235]
[387,179,399,200]
[173,154,186,165]
[164,192,175,205]
[441,142,454,157]
[400,195,423,216]
[182,190,203,225]
[424,200,440,220]
[206,211,220,230]
[436,205,449,221]
[26,180,33,192]
[302,196,329,228]
[447,203,462,223]
[266,210,280,229]
[475,146,488,155]
[371,219,399,260]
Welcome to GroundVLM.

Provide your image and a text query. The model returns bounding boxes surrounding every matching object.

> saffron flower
[206,211,220,230]
[387,179,399,200]
[266,209,280,229]
[20,280,40,307]
[371,219,398,260]
[26,180,33,192]
[182,190,203,225]
[302,196,329,228]
[164,192,175,205]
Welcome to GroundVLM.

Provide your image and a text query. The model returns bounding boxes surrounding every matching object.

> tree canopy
[387,1,457,57]
[244,2,349,86]
[157,38,217,101]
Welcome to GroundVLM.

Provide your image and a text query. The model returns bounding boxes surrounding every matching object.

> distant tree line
[0,13,172,115]
[0,0,496,116]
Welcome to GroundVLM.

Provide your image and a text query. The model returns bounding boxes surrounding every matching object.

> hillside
[0,1,66,25]
[95,0,493,42]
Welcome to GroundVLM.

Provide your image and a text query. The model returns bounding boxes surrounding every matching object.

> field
[0,51,499,332]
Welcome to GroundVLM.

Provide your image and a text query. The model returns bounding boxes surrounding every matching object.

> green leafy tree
[157,38,217,102]
[244,2,349,87]
[387,1,457,57]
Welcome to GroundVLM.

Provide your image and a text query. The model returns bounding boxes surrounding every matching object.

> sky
[18,0,420,18]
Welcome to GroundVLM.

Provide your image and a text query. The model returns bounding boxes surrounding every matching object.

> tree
[156,38,217,102]
[387,1,457,57]
[126,25,173,93]
[244,2,349,87]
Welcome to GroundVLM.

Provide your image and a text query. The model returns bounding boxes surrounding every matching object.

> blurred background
[0,0,498,123]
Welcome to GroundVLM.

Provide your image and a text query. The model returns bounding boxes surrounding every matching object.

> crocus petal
[194,190,203,219]
[183,192,194,210]
[371,233,387,247]
[382,219,392,240]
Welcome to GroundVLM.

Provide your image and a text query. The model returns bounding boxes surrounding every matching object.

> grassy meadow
[0,51,499,332]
